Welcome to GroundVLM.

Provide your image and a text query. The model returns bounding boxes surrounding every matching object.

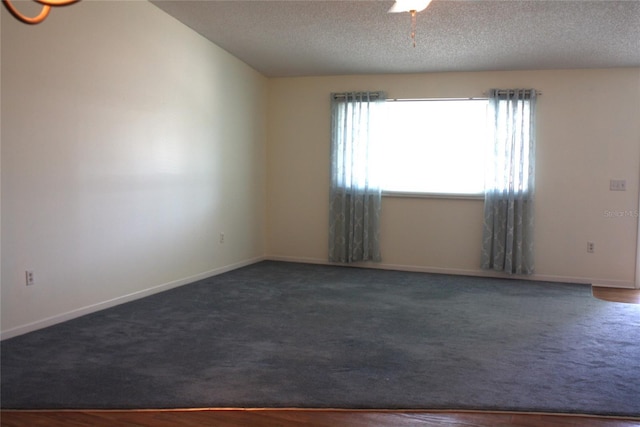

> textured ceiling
[150,0,640,77]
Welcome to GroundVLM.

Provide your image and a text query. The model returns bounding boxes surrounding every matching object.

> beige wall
[266,69,640,287]
[1,1,268,337]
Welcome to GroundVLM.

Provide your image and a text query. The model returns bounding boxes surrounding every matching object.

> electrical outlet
[587,241,595,253]
[610,179,627,191]
[219,232,225,244]
[25,270,35,286]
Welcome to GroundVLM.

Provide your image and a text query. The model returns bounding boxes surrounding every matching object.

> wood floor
[2,409,639,427]
[2,287,639,427]
[592,286,640,304]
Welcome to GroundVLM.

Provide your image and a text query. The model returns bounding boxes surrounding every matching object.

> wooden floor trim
[2,408,639,427]
[592,286,640,304]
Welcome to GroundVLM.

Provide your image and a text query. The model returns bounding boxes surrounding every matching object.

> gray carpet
[2,261,639,415]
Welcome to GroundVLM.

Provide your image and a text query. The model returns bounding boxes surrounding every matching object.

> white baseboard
[266,255,636,289]
[1,256,266,341]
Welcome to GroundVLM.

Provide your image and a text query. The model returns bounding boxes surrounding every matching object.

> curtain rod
[388,93,541,102]
[332,90,541,101]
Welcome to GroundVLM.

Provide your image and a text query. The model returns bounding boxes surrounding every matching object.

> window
[379,99,488,196]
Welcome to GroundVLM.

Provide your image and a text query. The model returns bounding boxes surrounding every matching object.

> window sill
[382,191,485,200]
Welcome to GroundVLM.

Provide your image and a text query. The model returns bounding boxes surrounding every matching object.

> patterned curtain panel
[481,89,538,275]
[329,91,385,263]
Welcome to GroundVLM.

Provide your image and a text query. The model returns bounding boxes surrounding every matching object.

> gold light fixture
[3,0,79,25]
[388,0,433,47]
